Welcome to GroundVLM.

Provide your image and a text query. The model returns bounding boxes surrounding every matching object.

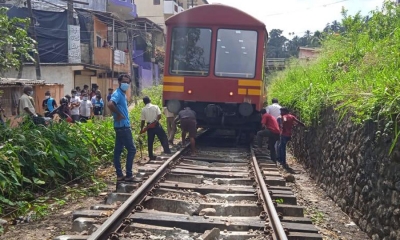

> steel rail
[88,142,197,240]
[250,148,288,240]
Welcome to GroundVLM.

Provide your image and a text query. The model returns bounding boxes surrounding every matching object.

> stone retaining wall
[290,108,400,240]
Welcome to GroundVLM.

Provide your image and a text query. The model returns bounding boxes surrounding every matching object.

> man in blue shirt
[107,74,136,182]
[42,91,57,116]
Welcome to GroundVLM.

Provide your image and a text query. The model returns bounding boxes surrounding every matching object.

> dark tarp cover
[77,10,91,44]
[6,6,69,63]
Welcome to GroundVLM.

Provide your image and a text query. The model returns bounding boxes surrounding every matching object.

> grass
[267,2,400,152]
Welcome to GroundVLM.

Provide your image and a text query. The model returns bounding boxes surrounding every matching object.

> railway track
[55,130,322,240]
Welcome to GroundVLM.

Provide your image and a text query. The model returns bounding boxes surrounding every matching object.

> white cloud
[208,0,385,38]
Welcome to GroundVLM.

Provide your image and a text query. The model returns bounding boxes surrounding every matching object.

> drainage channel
[55,131,322,240]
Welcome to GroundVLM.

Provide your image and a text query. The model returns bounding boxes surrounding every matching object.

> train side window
[215,29,258,79]
[169,27,212,76]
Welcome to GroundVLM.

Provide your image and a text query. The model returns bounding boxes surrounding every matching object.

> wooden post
[26,0,41,80]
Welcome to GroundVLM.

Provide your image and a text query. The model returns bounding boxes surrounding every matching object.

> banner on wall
[68,25,81,63]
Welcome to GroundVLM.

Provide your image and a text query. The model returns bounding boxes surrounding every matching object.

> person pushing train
[277,107,305,168]
[140,96,171,160]
[255,109,280,162]
[174,104,197,155]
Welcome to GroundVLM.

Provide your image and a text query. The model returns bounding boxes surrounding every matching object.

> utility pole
[27,0,41,80]
[191,0,194,8]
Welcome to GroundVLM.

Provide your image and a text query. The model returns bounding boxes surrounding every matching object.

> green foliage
[268,2,400,129]
[0,7,36,73]
[0,86,164,219]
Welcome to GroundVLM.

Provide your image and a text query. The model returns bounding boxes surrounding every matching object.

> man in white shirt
[79,92,93,122]
[266,98,282,119]
[140,96,171,160]
[70,89,81,122]
[163,107,176,145]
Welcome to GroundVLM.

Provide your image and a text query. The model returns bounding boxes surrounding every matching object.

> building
[298,47,320,60]
[183,0,208,9]
[135,0,185,33]
[2,6,133,104]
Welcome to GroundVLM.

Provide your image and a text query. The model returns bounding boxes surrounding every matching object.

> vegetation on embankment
[0,85,164,223]
[268,2,400,130]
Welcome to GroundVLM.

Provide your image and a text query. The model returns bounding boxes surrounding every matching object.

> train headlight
[238,102,253,117]
[167,100,181,114]
[188,90,192,94]
[229,92,233,96]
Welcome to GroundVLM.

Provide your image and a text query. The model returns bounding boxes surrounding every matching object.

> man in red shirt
[278,107,305,168]
[255,109,280,161]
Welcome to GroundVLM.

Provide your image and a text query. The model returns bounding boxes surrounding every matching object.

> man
[90,85,98,99]
[175,105,197,154]
[266,98,282,157]
[266,98,282,119]
[278,107,305,168]
[255,109,280,162]
[18,86,37,117]
[79,92,93,122]
[107,88,113,102]
[108,74,137,181]
[140,96,171,160]
[42,91,57,115]
[70,89,81,122]
[0,99,5,126]
[163,107,176,145]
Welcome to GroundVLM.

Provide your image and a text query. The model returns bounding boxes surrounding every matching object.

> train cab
[163,4,268,130]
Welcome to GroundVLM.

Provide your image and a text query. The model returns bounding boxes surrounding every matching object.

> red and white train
[163,4,267,131]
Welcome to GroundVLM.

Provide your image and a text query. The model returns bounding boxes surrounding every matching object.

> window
[153,0,160,5]
[96,36,102,48]
[215,29,258,78]
[169,27,212,76]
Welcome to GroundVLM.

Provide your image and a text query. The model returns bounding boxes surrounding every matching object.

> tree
[267,29,290,58]
[0,7,36,75]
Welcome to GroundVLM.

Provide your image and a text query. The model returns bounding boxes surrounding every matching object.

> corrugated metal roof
[0,78,45,85]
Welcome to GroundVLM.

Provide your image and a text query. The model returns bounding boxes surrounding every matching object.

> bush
[268,2,400,126]
[0,85,165,217]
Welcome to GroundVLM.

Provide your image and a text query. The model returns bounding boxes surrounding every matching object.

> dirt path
[284,153,370,240]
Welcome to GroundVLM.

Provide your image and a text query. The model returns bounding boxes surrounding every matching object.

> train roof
[166,4,266,30]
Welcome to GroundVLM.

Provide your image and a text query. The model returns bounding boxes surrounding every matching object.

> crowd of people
[1,75,302,179]
[255,98,305,169]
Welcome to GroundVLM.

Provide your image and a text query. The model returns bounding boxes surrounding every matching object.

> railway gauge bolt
[175,183,179,187]
[155,183,160,188]
[123,218,131,225]
[284,228,290,235]
[254,191,258,195]
[147,190,153,196]
[272,200,277,206]
[278,212,283,220]
[160,177,166,182]
[250,176,255,180]
[135,205,144,211]
[252,182,257,188]
[256,200,262,206]
[259,211,266,219]
[268,190,273,195]
[263,227,271,235]
[110,233,120,240]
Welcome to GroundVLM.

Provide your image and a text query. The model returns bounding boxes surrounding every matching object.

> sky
[207,0,386,38]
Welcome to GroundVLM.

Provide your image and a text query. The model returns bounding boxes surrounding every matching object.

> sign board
[68,25,81,63]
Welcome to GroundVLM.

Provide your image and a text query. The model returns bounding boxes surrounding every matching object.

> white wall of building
[4,65,75,96]
[135,0,166,31]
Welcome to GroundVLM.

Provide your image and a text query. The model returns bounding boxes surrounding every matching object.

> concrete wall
[291,107,400,240]
[4,66,73,96]
[135,0,165,30]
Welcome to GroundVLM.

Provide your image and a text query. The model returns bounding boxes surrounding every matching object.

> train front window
[169,27,212,76]
[215,29,258,78]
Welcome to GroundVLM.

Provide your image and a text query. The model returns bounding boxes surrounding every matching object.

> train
[162,4,267,132]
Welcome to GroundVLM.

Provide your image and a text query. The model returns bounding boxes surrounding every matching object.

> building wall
[299,49,319,59]
[135,0,165,30]
[182,0,208,9]
[94,17,108,47]
[4,66,74,96]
